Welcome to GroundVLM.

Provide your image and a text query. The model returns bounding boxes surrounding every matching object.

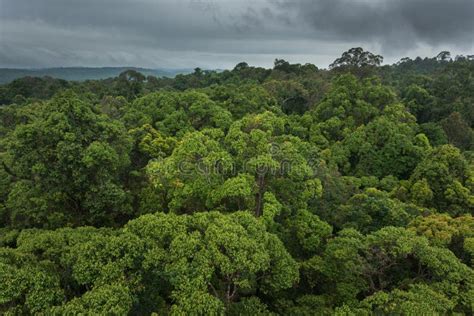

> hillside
[0,67,192,84]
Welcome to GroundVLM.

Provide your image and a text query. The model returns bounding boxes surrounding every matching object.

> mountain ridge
[0,67,194,84]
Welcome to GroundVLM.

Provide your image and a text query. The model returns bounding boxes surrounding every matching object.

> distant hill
[0,67,193,84]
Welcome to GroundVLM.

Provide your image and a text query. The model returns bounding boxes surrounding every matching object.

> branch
[2,161,19,181]
[208,282,220,299]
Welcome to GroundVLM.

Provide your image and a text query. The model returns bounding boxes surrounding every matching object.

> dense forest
[0,48,473,315]
[0,68,192,85]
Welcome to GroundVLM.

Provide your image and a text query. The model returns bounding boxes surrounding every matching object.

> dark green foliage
[2,91,132,228]
[1,48,473,314]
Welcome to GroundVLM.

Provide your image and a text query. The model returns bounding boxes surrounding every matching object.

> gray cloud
[0,0,472,69]
[270,0,474,52]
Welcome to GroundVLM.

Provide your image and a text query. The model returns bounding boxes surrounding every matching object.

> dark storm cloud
[0,0,472,68]
[0,0,299,68]
[270,0,474,51]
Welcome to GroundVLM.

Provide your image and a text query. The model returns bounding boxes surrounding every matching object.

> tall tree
[3,91,132,228]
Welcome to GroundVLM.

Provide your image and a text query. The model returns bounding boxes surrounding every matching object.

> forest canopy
[0,48,473,315]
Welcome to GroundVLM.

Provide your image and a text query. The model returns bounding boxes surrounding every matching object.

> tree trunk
[254,173,265,217]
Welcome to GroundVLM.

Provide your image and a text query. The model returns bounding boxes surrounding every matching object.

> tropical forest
[0,48,473,315]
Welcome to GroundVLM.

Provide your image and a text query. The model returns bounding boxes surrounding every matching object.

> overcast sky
[1,0,473,69]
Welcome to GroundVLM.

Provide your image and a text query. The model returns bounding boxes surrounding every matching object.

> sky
[0,0,473,69]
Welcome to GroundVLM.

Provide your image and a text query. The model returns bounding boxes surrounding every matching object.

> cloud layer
[0,0,473,68]
[272,0,474,50]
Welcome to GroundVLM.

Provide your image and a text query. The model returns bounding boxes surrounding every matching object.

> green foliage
[403,83,435,123]
[313,227,474,313]
[311,75,395,144]
[338,188,420,233]
[126,211,299,314]
[146,130,233,213]
[51,283,134,315]
[330,48,383,78]
[123,90,233,135]
[1,50,473,315]
[0,248,63,314]
[3,91,132,228]
[441,111,474,150]
[360,284,454,315]
[333,104,429,178]
[409,144,473,215]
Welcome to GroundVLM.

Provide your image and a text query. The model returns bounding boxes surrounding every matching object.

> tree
[126,211,299,314]
[331,104,429,178]
[359,284,455,315]
[204,83,278,118]
[51,284,134,315]
[115,70,146,100]
[403,84,435,123]
[419,122,448,147]
[225,111,316,216]
[338,188,420,233]
[233,62,249,71]
[314,227,474,313]
[330,48,383,70]
[123,90,233,135]
[0,76,70,105]
[263,80,310,115]
[436,51,452,62]
[146,130,233,213]
[408,214,474,266]
[441,112,474,150]
[311,75,395,144]
[0,248,64,314]
[3,91,133,228]
[409,144,473,215]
